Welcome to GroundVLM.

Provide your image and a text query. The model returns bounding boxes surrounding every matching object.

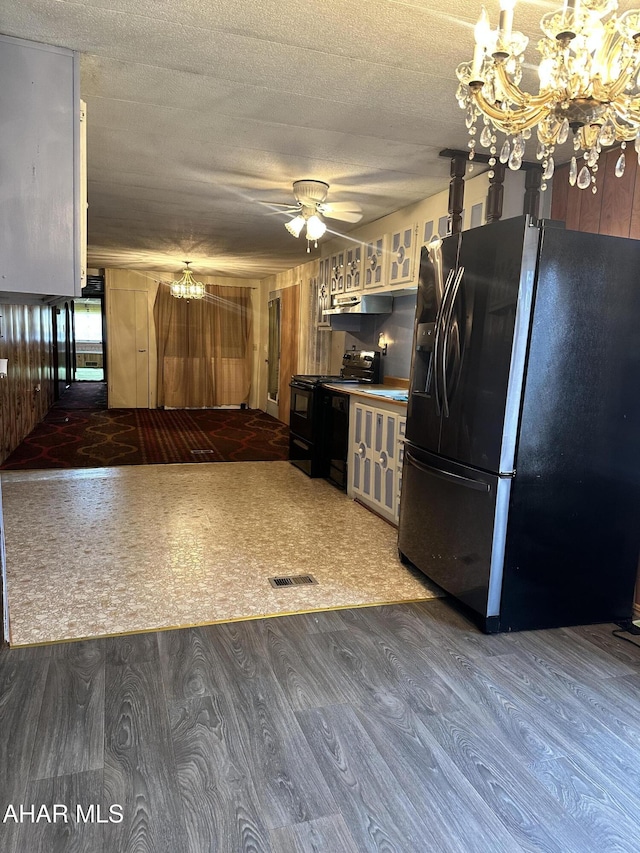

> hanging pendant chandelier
[456,0,640,193]
[169,262,205,300]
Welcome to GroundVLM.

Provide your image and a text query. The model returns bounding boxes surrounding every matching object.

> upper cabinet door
[330,250,345,294]
[317,259,331,328]
[363,235,389,290]
[388,225,418,287]
[0,35,81,298]
[344,244,363,292]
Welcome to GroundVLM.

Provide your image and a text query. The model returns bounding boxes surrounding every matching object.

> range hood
[323,294,393,315]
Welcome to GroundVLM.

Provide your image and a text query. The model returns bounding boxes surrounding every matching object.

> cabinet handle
[138,349,147,353]
[358,443,366,458]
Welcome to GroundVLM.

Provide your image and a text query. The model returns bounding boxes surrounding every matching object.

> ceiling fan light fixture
[285,215,305,238]
[170,262,205,299]
[305,214,326,241]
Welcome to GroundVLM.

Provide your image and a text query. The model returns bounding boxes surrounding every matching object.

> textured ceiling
[0,0,627,277]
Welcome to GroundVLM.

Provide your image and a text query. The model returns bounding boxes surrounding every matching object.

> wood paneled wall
[551,153,640,615]
[278,284,300,424]
[0,303,55,464]
[551,147,640,237]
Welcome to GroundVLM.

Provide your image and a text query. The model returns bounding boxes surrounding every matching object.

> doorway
[266,297,280,419]
[74,297,105,381]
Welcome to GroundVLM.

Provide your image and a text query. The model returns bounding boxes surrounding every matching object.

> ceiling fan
[268,180,363,250]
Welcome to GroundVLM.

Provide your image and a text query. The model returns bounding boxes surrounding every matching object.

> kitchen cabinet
[388,225,418,287]
[344,244,363,292]
[0,35,84,298]
[317,258,331,328]
[350,398,406,525]
[330,249,345,294]
[363,235,389,290]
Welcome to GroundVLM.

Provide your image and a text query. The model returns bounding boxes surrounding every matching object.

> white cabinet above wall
[330,249,345,295]
[344,244,363,292]
[0,35,83,298]
[388,225,418,288]
[363,235,389,290]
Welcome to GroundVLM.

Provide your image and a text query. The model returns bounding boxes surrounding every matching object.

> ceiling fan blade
[322,201,363,213]
[257,201,300,209]
[322,209,363,223]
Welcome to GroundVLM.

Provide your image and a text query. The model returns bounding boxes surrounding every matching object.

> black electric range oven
[289,351,381,484]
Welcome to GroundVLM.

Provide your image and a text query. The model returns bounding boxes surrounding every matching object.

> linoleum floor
[1,462,441,646]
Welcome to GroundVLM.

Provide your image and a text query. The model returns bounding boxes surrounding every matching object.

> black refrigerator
[398,215,640,633]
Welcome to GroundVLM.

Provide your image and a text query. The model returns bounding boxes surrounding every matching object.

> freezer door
[398,444,511,621]
[438,217,538,473]
[406,236,460,454]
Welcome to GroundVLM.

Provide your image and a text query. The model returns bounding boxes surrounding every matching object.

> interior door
[108,289,149,408]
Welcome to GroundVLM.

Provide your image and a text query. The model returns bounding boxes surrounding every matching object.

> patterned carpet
[2,383,289,469]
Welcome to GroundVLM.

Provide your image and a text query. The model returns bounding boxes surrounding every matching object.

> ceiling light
[305,214,327,241]
[285,215,305,237]
[456,0,640,193]
[284,209,327,250]
[169,262,205,299]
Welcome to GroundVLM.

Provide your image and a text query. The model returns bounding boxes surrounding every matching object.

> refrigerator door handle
[432,268,456,415]
[405,449,490,492]
[441,266,465,418]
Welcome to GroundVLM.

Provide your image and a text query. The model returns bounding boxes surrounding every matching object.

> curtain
[154,284,253,408]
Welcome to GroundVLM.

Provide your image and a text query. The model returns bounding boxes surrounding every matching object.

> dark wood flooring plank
[106,632,159,666]
[29,640,105,780]
[351,691,525,853]
[269,815,360,853]
[257,619,359,711]
[274,609,351,635]
[319,623,460,716]
[168,693,272,853]
[103,661,188,853]
[0,655,49,853]
[417,639,569,765]
[527,755,640,853]
[486,650,640,803]
[11,769,104,853]
[200,621,338,830]
[158,626,223,702]
[418,708,595,853]
[564,623,640,669]
[509,627,637,683]
[296,703,438,852]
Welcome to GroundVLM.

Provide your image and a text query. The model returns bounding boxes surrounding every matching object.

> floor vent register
[269,575,318,588]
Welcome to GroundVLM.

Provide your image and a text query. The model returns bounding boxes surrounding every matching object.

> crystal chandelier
[456,0,640,193]
[169,262,205,299]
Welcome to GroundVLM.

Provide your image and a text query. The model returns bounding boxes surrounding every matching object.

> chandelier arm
[607,59,640,102]
[472,90,546,132]
[610,112,640,139]
[493,63,553,110]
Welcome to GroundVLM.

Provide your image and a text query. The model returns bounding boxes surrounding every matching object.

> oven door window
[292,390,310,418]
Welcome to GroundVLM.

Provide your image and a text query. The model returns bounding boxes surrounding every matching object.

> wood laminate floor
[1,598,640,852]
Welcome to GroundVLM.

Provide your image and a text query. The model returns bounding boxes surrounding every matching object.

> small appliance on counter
[289,350,380,482]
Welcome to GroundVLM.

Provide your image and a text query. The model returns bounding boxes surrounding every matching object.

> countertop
[322,382,409,409]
